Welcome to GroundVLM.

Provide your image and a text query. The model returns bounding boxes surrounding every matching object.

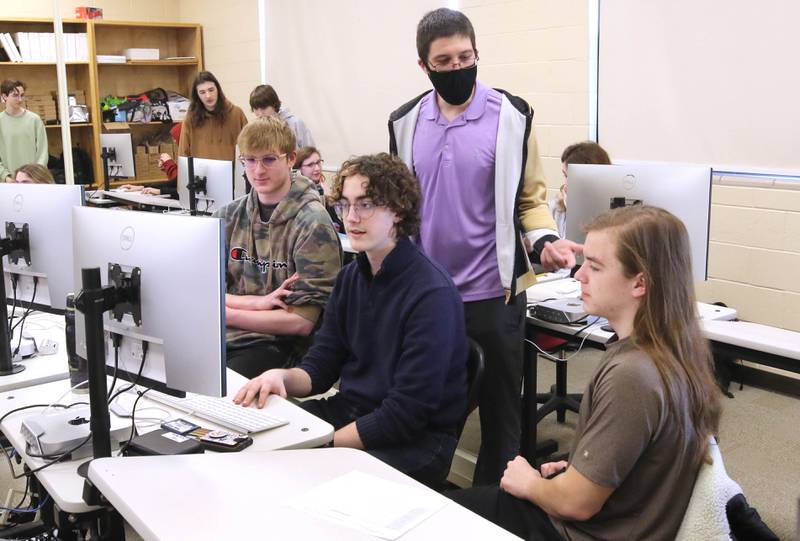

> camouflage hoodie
[213,174,341,346]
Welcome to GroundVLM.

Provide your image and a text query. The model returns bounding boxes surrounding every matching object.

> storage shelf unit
[0,18,203,185]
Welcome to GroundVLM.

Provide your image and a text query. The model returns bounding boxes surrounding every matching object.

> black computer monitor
[71,206,227,398]
[0,184,84,375]
[566,162,712,282]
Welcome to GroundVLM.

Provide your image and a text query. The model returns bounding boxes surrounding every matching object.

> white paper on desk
[292,470,447,540]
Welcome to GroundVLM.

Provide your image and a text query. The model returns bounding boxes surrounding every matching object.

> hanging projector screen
[597,0,800,175]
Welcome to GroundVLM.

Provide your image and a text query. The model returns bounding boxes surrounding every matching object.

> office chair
[433,338,485,491]
[535,333,582,424]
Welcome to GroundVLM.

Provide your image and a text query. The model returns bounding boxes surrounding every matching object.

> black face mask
[427,64,477,106]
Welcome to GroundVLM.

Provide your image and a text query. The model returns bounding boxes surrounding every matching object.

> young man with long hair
[450,205,722,541]
[178,71,248,161]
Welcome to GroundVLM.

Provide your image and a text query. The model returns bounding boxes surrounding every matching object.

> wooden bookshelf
[0,18,203,186]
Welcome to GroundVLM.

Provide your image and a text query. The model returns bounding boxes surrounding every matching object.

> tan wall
[462,0,589,190]
[177,0,260,122]
[3,0,178,21]
[697,177,800,331]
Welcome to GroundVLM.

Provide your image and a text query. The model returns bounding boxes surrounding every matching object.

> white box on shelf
[96,55,126,64]
[123,48,159,61]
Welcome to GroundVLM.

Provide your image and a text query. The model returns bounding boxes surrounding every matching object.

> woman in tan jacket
[178,71,247,161]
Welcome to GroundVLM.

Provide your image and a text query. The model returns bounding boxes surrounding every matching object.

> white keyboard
[148,392,288,434]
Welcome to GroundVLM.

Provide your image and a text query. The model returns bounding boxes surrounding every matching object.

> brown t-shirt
[551,339,701,541]
[177,100,248,161]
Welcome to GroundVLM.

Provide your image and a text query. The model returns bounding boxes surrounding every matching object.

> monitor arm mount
[74,265,141,504]
[186,156,208,216]
[101,147,118,192]
[0,223,31,376]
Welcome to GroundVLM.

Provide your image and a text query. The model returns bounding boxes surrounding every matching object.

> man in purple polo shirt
[389,8,581,485]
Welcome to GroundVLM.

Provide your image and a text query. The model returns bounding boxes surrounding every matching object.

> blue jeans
[301,394,457,486]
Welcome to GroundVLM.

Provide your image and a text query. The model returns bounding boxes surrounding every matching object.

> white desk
[0,369,333,514]
[526,277,738,346]
[1,309,70,393]
[90,190,184,210]
[88,448,520,541]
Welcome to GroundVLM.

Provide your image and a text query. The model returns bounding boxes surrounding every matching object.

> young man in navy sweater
[234,152,468,485]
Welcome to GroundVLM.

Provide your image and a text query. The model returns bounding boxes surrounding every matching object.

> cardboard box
[146,144,159,154]
[159,143,175,157]
[134,155,149,177]
[135,145,147,155]
[103,122,130,133]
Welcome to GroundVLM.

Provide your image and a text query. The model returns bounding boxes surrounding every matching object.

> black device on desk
[124,428,204,456]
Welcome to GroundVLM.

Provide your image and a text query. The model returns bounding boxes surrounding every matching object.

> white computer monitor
[72,207,226,397]
[565,163,711,282]
[99,133,135,178]
[234,154,248,197]
[0,183,85,311]
[177,156,242,213]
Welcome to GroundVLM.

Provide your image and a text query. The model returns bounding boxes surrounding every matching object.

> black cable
[10,277,37,333]
[13,474,30,509]
[107,341,148,405]
[106,335,122,402]
[11,277,38,357]
[119,386,151,455]
[7,274,18,328]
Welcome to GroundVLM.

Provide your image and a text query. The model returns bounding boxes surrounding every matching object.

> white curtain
[264,0,448,167]
[598,0,800,175]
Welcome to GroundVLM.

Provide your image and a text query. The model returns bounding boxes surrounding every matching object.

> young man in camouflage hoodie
[214,116,341,378]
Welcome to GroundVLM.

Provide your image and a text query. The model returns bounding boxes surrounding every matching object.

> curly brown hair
[331,153,421,238]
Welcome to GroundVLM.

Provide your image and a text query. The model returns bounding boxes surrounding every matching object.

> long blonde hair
[586,205,721,465]
[13,163,54,184]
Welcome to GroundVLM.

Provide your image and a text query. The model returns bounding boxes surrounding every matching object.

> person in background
[12,163,53,184]
[235,153,467,486]
[295,146,327,195]
[178,71,248,161]
[249,84,315,148]
[120,123,182,197]
[450,205,723,541]
[214,116,341,379]
[0,80,48,182]
[551,141,611,238]
[295,146,343,233]
[389,7,581,485]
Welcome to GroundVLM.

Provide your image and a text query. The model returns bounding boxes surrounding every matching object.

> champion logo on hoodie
[230,247,288,274]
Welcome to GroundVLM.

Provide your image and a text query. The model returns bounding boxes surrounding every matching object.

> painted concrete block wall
[461,0,590,190]
[177,0,261,122]
[697,178,800,331]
